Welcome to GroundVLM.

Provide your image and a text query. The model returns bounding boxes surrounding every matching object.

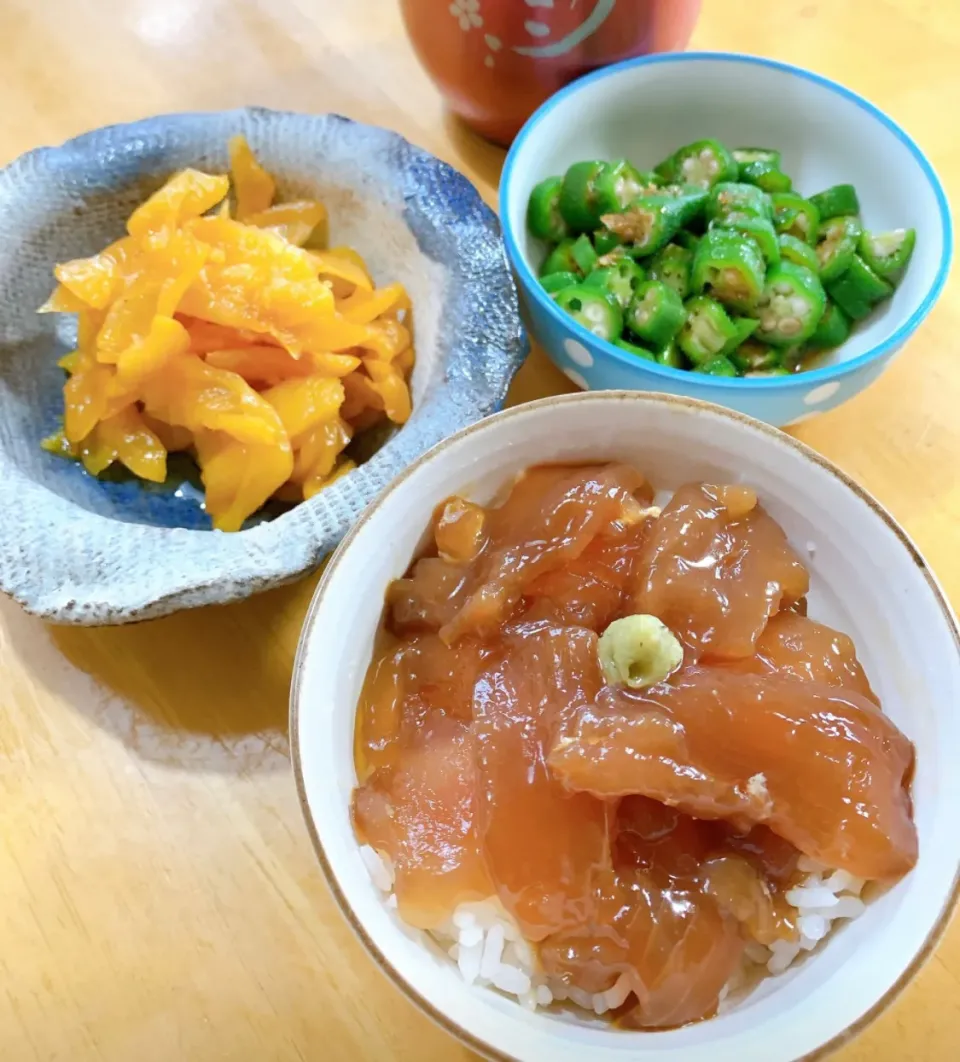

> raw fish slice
[739,611,878,702]
[522,518,654,632]
[352,716,492,929]
[442,464,651,643]
[539,867,743,1028]
[473,623,610,940]
[354,631,488,777]
[549,667,917,881]
[633,483,809,660]
[388,558,470,635]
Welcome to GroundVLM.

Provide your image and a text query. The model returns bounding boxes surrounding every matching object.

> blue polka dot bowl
[0,108,526,624]
[499,52,952,427]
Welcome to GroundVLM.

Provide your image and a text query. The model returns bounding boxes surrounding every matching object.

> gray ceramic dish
[0,108,526,624]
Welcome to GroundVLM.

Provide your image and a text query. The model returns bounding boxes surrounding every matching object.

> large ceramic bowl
[0,108,526,624]
[292,391,960,1062]
[499,53,952,427]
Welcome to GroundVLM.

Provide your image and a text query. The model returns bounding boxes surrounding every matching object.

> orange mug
[401,0,702,145]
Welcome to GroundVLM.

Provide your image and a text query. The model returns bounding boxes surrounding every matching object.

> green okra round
[678,294,739,364]
[809,183,860,221]
[778,233,820,272]
[692,227,767,312]
[771,192,820,245]
[647,242,695,299]
[656,339,688,369]
[755,262,827,346]
[614,337,656,362]
[592,227,623,257]
[740,159,793,194]
[711,214,781,267]
[582,257,646,309]
[816,215,863,281]
[728,338,782,373]
[654,139,739,188]
[554,285,624,340]
[540,238,579,278]
[696,354,740,377]
[540,270,580,294]
[625,279,687,348]
[733,146,782,170]
[824,255,893,321]
[805,299,851,350]
[527,177,570,243]
[704,182,773,223]
[594,160,656,215]
[559,160,606,232]
[858,227,916,281]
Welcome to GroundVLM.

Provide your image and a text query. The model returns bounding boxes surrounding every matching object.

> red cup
[401,0,702,145]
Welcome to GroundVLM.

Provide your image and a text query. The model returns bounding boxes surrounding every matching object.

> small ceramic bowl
[499,53,952,427]
[292,391,960,1062]
[0,108,526,624]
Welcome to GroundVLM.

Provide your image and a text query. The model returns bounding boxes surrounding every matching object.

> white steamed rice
[359,845,867,1018]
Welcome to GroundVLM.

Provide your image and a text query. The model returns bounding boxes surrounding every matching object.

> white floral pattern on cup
[449,0,483,31]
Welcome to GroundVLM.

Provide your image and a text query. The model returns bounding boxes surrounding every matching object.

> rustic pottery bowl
[0,107,526,624]
[292,391,960,1062]
[500,53,952,427]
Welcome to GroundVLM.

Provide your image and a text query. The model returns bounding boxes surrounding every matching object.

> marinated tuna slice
[473,623,610,940]
[522,518,654,632]
[549,667,916,880]
[352,716,492,929]
[441,464,652,643]
[633,483,809,660]
[354,631,489,778]
[742,611,878,702]
[539,867,744,1029]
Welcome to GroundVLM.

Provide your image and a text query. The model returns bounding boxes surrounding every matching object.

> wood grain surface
[1,1,958,1059]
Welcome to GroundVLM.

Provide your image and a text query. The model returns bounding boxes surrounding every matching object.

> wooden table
[1,1,958,1058]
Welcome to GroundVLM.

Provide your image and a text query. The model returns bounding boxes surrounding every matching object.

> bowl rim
[498,51,953,391]
[289,389,960,1062]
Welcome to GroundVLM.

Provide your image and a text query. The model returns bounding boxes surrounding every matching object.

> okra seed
[633,309,650,325]
[699,149,713,162]
[790,296,809,316]
[779,317,802,336]
[761,313,777,330]
[774,282,792,296]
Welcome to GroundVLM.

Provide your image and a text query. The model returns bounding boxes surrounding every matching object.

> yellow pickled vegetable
[40,135,415,531]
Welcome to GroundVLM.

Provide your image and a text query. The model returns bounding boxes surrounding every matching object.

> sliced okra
[825,255,892,320]
[704,182,773,223]
[583,257,646,309]
[527,177,570,243]
[754,262,827,346]
[805,299,851,350]
[673,230,701,252]
[554,285,624,341]
[809,183,860,221]
[733,146,782,170]
[719,316,760,356]
[771,192,820,245]
[593,227,623,257]
[595,160,658,214]
[740,159,793,194]
[614,337,656,362]
[678,295,739,364]
[778,233,820,272]
[559,160,606,232]
[600,194,689,256]
[816,215,863,281]
[540,238,580,278]
[656,339,687,369]
[696,354,740,377]
[654,139,738,188]
[540,270,580,294]
[625,280,687,347]
[691,227,767,312]
[712,214,781,266]
[858,227,916,281]
[728,337,782,373]
[647,242,694,299]
[745,366,791,378]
